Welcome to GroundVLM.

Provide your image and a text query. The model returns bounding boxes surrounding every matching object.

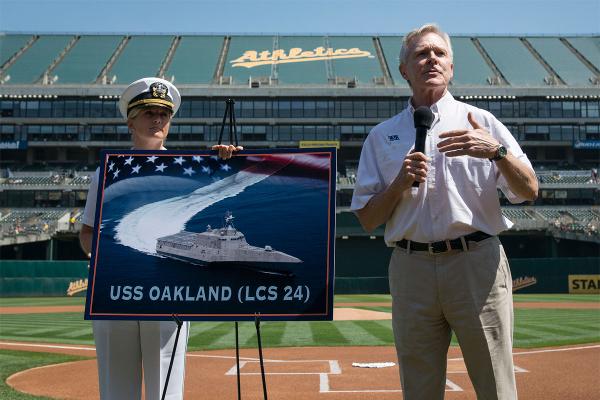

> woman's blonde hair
[399,23,453,66]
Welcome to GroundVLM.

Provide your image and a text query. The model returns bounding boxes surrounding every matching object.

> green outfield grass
[0,349,89,400]
[1,294,598,350]
[1,293,598,308]
[0,294,598,399]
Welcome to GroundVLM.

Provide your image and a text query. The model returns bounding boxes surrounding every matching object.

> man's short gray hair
[399,23,453,65]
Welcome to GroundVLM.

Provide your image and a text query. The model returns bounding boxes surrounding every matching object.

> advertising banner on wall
[84,148,336,321]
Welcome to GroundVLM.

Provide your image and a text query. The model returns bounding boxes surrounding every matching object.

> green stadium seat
[164,36,223,84]
[108,35,174,84]
[0,34,34,66]
[528,38,596,87]
[478,37,548,86]
[451,37,495,86]
[3,35,73,84]
[52,36,123,84]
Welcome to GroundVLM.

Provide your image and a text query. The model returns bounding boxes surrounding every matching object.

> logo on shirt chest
[387,134,401,142]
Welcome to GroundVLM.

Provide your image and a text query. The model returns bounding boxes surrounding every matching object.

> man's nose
[426,51,438,64]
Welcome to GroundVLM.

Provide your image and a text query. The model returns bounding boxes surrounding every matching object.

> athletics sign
[230,46,373,68]
[84,148,336,321]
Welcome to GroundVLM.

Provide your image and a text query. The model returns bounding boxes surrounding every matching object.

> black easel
[233,315,268,400]
[218,98,239,147]
[218,98,268,400]
[162,314,184,400]
[255,314,268,400]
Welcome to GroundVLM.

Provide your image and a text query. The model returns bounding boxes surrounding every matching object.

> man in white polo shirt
[351,24,538,399]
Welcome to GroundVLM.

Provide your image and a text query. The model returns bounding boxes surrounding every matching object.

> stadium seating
[528,38,596,86]
[478,37,549,86]
[107,35,174,84]
[4,175,64,185]
[277,36,332,84]
[52,36,123,84]
[3,35,73,84]
[224,36,277,85]
[164,36,223,84]
[328,36,383,85]
[0,34,33,66]
[451,38,496,86]
[566,37,599,70]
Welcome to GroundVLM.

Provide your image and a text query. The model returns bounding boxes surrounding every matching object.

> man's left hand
[437,112,499,159]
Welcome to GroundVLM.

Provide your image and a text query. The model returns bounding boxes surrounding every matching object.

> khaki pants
[389,236,517,400]
[93,320,190,400]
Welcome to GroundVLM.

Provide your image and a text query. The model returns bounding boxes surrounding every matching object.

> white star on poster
[201,166,211,174]
[173,156,185,165]
[183,167,196,176]
[113,168,120,179]
[108,161,115,171]
[220,164,232,171]
[124,156,134,165]
[147,156,159,163]
[131,165,141,174]
[155,163,167,172]
[192,156,203,163]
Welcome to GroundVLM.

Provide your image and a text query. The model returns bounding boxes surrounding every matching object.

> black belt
[396,231,492,254]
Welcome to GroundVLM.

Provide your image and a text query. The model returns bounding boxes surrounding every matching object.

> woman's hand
[211,144,244,160]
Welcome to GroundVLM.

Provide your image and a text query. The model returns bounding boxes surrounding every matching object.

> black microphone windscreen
[413,106,434,129]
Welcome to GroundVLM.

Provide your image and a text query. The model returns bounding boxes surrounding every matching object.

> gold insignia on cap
[151,82,168,99]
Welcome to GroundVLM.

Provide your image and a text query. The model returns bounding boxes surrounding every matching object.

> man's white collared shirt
[350,92,534,246]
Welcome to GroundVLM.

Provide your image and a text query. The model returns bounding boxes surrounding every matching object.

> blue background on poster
[84,148,336,321]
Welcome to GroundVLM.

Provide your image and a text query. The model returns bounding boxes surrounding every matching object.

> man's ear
[399,64,408,80]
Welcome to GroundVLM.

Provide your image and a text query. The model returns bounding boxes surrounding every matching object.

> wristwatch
[489,145,507,162]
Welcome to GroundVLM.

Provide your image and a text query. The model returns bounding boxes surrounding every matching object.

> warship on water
[156,212,302,270]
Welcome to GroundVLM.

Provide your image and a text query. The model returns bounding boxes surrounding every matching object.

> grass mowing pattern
[0,297,85,307]
[0,295,598,350]
[0,349,89,400]
[1,309,598,350]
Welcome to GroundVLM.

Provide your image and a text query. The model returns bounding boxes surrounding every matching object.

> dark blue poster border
[84,148,336,321]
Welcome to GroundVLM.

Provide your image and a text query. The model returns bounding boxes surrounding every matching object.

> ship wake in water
[114,157,293,255]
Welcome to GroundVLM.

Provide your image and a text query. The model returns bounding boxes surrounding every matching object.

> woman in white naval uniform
[79,77,241,400]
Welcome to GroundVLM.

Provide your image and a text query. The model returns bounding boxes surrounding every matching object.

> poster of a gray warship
[84,149,336,322]
[156,212,302,272]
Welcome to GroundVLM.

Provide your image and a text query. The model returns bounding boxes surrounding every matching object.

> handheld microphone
[412,106,435,187]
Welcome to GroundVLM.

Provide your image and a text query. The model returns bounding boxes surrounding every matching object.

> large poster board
[84,149,336,321]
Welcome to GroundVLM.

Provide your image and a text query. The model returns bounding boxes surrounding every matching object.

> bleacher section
[277,36,331,84]
[328,36,383,85]
[537,170,596,184]
[4,175,64,185]
[451,38,496,86]
[2,35,73,84]
[224,36,276,85]
[528,38,596,86]
[107,35,174,84]
[0,34,597,87]
[477,37,549,86]
[164,36,223,84]
[0,34,33,66]
[566,37,599,69]
[52,36,122,84]
[376,36,407,86]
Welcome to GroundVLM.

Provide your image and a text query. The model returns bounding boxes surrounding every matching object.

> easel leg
[255,314,268,400]
[235,321,241,400]
[162,314,183,400]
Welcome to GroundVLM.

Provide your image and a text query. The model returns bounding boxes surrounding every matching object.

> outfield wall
[1,257,598,296]
[0,261,88,297]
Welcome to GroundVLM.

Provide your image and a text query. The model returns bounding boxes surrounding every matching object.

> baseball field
[1,293,599,399]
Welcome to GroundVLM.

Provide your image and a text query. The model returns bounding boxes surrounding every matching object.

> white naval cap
[118,77,181,120]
